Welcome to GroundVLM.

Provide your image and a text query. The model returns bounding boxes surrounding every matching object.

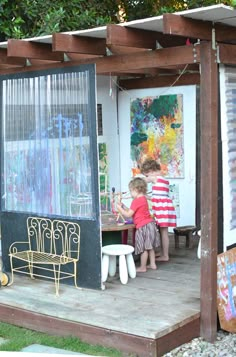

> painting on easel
[217,248,236,332]
[130,94,184,178]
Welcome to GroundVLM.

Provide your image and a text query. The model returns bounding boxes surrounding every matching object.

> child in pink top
[117,177,160,272]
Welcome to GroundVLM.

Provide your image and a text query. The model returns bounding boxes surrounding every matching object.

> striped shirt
[152,176,177,227]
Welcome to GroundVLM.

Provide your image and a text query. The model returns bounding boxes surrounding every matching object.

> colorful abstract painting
[130,94,184,178]
[217,248,236,332]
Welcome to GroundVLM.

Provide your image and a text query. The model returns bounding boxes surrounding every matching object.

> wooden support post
[200,41,218,342]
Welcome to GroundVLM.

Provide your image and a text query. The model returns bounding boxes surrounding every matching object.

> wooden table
[101,223,136,246]
[173,225,197,249]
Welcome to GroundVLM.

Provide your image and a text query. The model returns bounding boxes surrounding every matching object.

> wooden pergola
[0,4,235,343]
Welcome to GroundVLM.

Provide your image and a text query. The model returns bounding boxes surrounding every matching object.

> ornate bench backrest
[27,217,53,253]
[53,219,80,259]
[27,217,80,259]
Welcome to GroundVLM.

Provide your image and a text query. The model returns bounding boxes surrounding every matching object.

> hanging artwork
[221,67,236,230]
[217,248,236,332]
[99,143,110,211]
[169,183,180,218]
[130,94,184,178]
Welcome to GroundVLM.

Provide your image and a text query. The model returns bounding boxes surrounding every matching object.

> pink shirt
[130,196,153,229]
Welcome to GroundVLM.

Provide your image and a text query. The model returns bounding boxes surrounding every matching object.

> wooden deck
[0,236,200,356]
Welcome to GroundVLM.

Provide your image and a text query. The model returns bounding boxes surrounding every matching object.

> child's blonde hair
[129,177,147,194]
[140,158,161,174]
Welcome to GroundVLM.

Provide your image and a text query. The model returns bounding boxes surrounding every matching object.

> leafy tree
[119,0,233,21]
[0,0,234,40]
[0,0,119,40]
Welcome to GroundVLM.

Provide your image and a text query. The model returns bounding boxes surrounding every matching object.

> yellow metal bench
[9,216,80,295]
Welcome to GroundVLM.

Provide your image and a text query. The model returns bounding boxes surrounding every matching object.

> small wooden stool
[173,226,197,249]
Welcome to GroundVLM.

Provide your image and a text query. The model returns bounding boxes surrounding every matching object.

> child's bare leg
[136,250,148,272]
[156,227,169,261]
[155,226,161,257]
[147,249,157,270]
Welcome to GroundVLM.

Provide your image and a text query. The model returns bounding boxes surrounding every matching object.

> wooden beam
[107,44,148,55]
[7,39,64,61]
[52,33,106,55]
[99,72,145,77]
[29,59,63,65]
[0,304,157,357]
[119,73,200,89]
[98,68,176,77]
[219,43,236,65]
[107,24,160,49]
[0,44,199,75]
[0,48,26,66]
[163,13,236,43]
[0,62,58,75]
[0,64,25,69]
[99,67,167,75]
[200,41,218,342]
[107,24,187,49]
[66,53,102,61]
[154,64,199,71]
[93,45,200,72]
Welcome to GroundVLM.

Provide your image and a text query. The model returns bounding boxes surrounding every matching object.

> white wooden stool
[102,244,136,284]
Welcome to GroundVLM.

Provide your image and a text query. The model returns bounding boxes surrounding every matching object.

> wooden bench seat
[9,217,80,295]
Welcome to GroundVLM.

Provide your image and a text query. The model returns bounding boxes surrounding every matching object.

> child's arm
[146,190,152,201]
[116,203,134,218]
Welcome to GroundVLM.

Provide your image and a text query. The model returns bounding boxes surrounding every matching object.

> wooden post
[200,41,218,342]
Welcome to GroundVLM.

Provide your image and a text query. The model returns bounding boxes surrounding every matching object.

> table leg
[119,254,128,284]
[174,233,180,249]
[132,228,136,246]
[102,254,109,283]
[126,253,136,278]
[108,255,116,277]
[122,230,128,244]
[186,232,194,248]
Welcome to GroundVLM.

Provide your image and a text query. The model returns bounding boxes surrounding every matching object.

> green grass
[0,322,124,356]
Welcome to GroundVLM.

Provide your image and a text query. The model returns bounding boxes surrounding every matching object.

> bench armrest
[60,250,79,262]
[9,241,30,254]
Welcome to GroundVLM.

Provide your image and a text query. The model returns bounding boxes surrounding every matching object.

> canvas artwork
[217,248,236,332]
[169,183,180,218]
[130,94,184,178]
[98,143,110,211]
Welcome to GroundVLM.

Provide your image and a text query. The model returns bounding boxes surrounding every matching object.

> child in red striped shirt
[140,159,177,262]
